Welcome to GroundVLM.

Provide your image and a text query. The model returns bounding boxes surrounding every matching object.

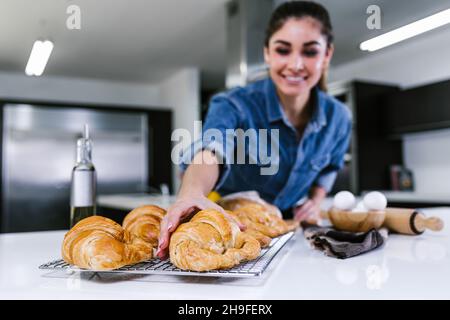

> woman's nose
[288,55,304,72]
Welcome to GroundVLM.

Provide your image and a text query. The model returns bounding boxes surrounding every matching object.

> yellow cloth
[207,191,221,203]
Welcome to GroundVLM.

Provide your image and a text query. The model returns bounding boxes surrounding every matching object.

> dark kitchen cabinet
[329,81,403,194]
[383,79,450,136]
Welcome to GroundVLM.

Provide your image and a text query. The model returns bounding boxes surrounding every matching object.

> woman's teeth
[284,76,306,83]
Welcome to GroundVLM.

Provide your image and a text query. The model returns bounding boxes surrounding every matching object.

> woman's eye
[303,50,318,57]
[275,48,290,55]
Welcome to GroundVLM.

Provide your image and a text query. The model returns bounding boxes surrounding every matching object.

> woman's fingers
[156,195,248,259]
[294,201,314,221]
[294,200,322,224]
[156,215,172,259]
[156,197,216,259]
[156,204,188,259]
[294,203,308,220]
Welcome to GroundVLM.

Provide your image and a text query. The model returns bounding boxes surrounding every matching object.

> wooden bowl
[327,207,386,233]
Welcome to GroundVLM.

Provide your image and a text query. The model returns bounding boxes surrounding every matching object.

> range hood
[225,0,277,88]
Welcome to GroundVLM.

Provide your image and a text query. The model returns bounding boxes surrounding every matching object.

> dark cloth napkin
[300,221,388,259]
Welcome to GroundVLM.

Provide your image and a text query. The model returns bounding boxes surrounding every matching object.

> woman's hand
[156,194,244,260]
[293,198,322,224]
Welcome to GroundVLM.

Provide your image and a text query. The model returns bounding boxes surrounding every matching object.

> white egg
[363,191,387,211]
[352,201,368,213]
[333,191,356,210]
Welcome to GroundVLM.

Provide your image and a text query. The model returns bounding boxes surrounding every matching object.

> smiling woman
[264,1,334,94]
[157,1,353,260]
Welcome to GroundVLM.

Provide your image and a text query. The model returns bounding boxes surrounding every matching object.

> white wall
[159,68,201,191]
[0,69,202,193]
[329,26,450,194]
[402,129,450,194]
[0,71,161,107]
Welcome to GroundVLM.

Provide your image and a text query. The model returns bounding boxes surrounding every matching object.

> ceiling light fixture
[360,8,450,52]
[25,40,54,76]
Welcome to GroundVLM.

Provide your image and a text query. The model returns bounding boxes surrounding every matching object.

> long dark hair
[265,1,334,91]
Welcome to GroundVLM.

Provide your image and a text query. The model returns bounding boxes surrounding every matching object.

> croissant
[239,226,273,248]
[222,201,299,247]
[122,205,166,248]
[219,197,282,217]
[169,209,261,271]
[61,216,153,271]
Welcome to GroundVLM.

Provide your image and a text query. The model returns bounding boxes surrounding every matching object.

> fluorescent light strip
[25,40,54,76]
[360,8,450,52]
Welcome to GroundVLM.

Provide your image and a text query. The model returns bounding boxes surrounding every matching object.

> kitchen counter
[98,192,450,212]
[379,191,450,204]
[97,193,177,211]
[97,194,336,212]
[1,207,449,299]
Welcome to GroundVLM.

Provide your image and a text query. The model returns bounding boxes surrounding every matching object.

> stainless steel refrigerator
[1,103,149,232]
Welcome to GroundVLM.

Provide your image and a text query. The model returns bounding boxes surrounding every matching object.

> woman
[157,1,352,259]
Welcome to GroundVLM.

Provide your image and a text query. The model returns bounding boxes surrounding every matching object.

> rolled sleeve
[179,94,242,190]
[314,118,352,192]
[315,170,338,192]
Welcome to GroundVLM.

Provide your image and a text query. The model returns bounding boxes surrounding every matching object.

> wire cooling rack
[39,231,294,278]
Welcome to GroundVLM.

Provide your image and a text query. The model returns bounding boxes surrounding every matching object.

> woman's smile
[281,74,309,85]
[264,17,333,98]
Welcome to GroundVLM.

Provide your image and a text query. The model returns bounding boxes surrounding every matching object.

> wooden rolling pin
[383,207,444,235]
[320,207,444,235]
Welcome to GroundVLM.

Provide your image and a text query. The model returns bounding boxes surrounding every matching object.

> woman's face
[264,17,333,97]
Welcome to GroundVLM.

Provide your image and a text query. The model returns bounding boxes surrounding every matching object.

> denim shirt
[180,77,352,212]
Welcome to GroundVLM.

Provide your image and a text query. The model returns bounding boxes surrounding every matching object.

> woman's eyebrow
[274,40,321,47]
[274,40,291,46]
[303,40,321,46]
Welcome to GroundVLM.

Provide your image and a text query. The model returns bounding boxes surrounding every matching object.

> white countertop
[97,193,177,211]
[97,192,450,213]
[1,207,449,300]
[379,191,450,204]
[96,194,336,211]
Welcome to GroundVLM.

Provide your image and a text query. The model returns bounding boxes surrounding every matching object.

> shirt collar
[265,77,327,132]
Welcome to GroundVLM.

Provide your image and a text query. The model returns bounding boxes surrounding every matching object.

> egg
[352,201,368,213]
[333,191,356,210]
[363,191,387,211]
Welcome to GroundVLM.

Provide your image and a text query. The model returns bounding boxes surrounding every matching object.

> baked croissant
[239,225,273,248]
[61,216,153,271]
[122,205,166,248]
[219,197,282,218]
[222,201,299,247]
[169,209,261,272]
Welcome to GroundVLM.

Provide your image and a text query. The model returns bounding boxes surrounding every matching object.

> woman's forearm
[310,185,327,203]
[178,150,220,198]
